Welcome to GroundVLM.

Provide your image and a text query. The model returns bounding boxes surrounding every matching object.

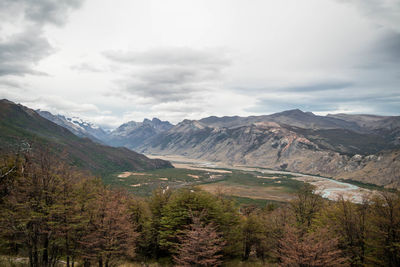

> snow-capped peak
[67,116,99,129]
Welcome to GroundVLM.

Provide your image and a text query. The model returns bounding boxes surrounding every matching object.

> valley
[37,105,400,190]
[106,154,375,203]
[2,2,400,265]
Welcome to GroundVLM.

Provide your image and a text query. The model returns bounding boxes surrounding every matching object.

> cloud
[337,0,400,32]
[369,31,400,65]
[70,62,105,73]
[235,81,354,94]
[0,27,53,76]
[105,47,231,104]
[0,79,26,89]
[103,47,230,67]
[246,83,400,115]
[0,0,85,77]
[121,66,221,103]
[22,95,101,116]
[0,0,85,26]
[280,82,354,93]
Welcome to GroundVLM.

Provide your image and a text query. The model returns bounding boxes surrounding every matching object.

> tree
[50,168,95,267]
[370,192,400,267]
[158,188,241,258]
[173,216,225,267]
[278,226,347,267]
[0,147,139,267]
[241,209,265,261]
[146,187,172,258]
[0,148,66,267]
[321,196,370,266]
[0,153,20,203]
[79,188,137,267]
[127,196,152,260]
[290,184,323,231]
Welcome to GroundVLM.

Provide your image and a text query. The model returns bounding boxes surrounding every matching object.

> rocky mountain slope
[36,110,175,151]
[138,111,400,188]
[327,113,400,146]
[37,110,109,143]
[105,118,173,149]
[31,106,400,188]
[0,99,172,175]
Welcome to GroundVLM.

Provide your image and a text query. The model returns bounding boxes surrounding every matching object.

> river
[147,154,374,203]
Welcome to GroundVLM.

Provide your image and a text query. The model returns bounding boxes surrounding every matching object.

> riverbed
[146,154,374,203]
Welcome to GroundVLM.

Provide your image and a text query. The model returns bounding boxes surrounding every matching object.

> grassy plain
[105,166,304,202]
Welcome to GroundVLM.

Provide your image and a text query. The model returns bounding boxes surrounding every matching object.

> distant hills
[0,99,172,176]
[34,103,400,188]
[105,118,173,149]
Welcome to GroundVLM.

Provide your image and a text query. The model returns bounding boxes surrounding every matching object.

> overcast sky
[0,0,399,129]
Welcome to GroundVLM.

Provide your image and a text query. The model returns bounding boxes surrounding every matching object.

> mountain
[0,99,172,175]
[35,109,174,150]
[327,113,400,130]
[327,113,400,146]
[24,104,400,188]
[106,118,173,149]
[37,110,108,143]
[199,109,364,132]
[138,110,400,188]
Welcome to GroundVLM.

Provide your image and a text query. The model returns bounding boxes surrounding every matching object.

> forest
[0,148,399,267]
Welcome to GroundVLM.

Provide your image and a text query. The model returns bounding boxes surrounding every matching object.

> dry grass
[198,182,294,202]
[173,163,232,173]
[256,175,279,179]
[118,172,149,178]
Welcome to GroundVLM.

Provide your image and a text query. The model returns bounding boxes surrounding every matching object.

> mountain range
[34,103,400,188]
[36,110,109,143]
[0,100,172,176]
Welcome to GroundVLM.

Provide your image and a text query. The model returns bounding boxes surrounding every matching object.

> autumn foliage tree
[0,149,72,267]
[278,226,347,267]
[2,148,400,266]
[173,216,225,267]
[79,188,137,267]
[0,148,138,267]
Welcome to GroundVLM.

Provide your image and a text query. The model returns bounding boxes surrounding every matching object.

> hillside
[106,118,173,149]
[37,110,108,143]
[0,99,173,175]
[138,112,400,188]
[30,106,400,188]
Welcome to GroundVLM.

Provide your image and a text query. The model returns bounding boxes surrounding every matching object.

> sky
[0,0,399,129]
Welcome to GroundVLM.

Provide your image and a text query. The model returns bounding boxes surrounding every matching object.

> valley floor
[145,154,375,203]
